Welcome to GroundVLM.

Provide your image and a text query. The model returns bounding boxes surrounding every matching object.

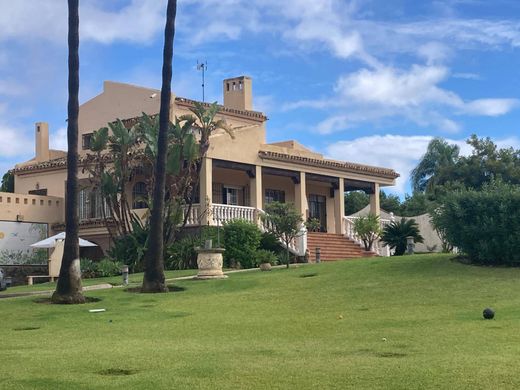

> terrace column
[295,171,308,220]
[250,165,263,210]
[369,182,380,217]
[200,157,213,225]
[334,177,345,234]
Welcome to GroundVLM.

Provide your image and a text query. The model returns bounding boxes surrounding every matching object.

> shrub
[96,258,123,277]
[255,249,278,266]
[166,235,200,270]
[259,232,283,254]
[108,215,148,273]
[432,181,520,265]
[223,219,262,269]
[80,258,98,279]
[260,202,304,269]
[381,218,424,256]
[353,214,381,251]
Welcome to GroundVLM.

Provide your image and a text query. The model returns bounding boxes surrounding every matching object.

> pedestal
[195,248,228,279]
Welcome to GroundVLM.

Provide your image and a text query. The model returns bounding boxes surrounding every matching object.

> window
[82,133,93,150]
[132,182,147,209]
[265,189,285,204]
[223,186,239,206]
[78,187,110,220]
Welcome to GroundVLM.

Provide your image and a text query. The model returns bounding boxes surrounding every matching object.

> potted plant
[305,217,321,232]
[255,249,278,271]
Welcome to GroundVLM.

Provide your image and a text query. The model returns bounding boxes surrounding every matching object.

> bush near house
[255,249,278,266]
[353,214,381,251]
[80,257,122,278]
[223,219,262,269]
[432,181,520,266]
[381,218,424,256]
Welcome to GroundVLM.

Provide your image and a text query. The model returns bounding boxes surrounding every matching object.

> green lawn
[1,254,520,389]
[1,269,199,293]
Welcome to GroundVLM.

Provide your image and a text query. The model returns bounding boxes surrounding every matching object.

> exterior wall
[15,169,68,198]
[0,192,64,224]
[351,205,443,253]
[207,123,266,164]
[78,81,162,154]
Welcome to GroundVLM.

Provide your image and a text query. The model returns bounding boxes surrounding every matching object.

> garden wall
[0,264,48,286]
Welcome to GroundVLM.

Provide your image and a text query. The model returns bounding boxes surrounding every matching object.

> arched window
[132,182,147,209]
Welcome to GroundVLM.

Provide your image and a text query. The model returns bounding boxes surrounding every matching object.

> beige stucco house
[3,76,399,261]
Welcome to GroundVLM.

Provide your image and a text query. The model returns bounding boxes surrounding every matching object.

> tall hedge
[432,182,520,265]
[223,219,261,269]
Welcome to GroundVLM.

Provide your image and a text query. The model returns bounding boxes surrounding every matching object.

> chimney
[223,76,252,111]
[35,122,50,162]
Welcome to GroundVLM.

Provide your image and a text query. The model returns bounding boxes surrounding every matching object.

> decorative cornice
[14,157,68,174]
[258,151,400,180]
[52,217,115,231]
[175,97,267,122]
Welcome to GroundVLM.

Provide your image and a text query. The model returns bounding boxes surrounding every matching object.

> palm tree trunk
[52,0,85,304]
[142,0,177,293]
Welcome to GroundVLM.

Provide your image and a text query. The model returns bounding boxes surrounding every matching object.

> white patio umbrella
[30,232,98,248]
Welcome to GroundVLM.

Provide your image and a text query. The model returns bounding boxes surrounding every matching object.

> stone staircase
[306,232,377,261]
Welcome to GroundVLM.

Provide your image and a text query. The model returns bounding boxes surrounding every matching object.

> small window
[226,82,230,91]
[265,189,285,204]
[132,182,148,209]
[82,133,93,150]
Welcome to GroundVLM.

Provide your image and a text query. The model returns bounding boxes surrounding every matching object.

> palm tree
[411,138,459,193]
[381,218,424,256]
[142,0,177,293]
[51,0,85,304]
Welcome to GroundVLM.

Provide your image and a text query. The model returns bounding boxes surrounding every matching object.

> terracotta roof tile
[258,151,399,180]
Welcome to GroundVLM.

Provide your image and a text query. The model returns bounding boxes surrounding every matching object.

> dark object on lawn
[483,308,495,319]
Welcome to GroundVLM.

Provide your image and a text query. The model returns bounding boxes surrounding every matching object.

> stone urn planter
[259,262,272,271]
[195,241,227,280]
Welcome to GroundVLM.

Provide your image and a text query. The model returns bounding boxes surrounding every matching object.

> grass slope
[1,254,520,389]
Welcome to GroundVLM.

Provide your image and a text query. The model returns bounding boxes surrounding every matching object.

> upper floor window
[82,133,93,150]
[132,182,148,209]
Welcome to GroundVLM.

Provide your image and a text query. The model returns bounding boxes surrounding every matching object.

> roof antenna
[197,60,207,102]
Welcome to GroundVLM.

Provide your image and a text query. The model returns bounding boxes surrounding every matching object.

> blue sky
[1,0,520,194]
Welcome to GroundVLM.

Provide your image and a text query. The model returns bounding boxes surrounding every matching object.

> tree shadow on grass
[33,296,101,304]
[124,285,186,293]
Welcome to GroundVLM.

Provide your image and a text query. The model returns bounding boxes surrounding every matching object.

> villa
[1,76,398,262]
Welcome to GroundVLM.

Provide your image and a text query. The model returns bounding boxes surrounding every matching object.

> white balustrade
[212,204,257,224]
[183,203,201,226]
[343,215,392,257]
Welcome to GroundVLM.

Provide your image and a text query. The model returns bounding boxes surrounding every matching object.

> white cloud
[325,134,520,195]
[463,98,519,116]
[326,135,433,193]
[316,115,350,134]
[288,64,518,134]
[50,127,68,151]
[336,65,460,107]
[0,0,167,45]
[0,123,33,157]
[417,41,452,64]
